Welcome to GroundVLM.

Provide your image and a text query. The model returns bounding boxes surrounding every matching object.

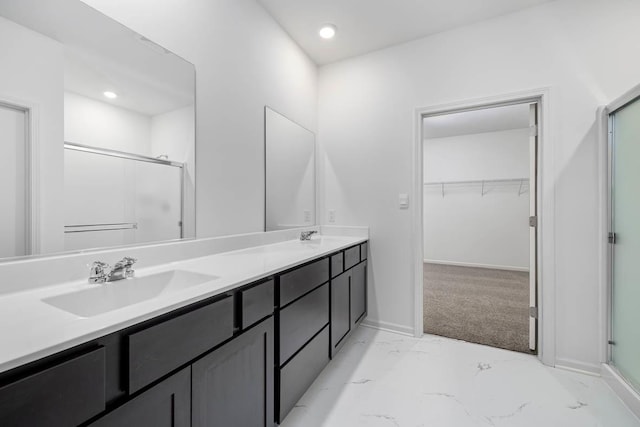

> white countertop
[0,235,366,374]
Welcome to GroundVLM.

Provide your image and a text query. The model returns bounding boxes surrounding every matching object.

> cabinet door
[192,317,275,427]
[350,261,367,325]
[331,271,350,353]
[89,367,190,427]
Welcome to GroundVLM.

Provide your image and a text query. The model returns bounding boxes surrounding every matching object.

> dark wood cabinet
[0,347,105,427]
[89,367,190,427]
[331,271,350,354]
[279,258,329,307]
[279,326,329,421]
[279,283,329,364]
[128,296,234,393]
[241,279,274,329]
[344,245,360,270]
[192,317,275,427]
[351,261,367,325]
[330,252,344,278]
[1,240,368,427]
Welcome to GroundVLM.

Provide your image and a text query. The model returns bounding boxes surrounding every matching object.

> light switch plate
[399,193,409,209]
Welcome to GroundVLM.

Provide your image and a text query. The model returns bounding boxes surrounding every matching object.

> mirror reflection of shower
[0,0,196,259]
[63,143,185,251]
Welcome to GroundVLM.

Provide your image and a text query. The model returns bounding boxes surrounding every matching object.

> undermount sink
[42,270,219,318]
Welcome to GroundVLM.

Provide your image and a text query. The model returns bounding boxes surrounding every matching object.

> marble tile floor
[281,327,640,427]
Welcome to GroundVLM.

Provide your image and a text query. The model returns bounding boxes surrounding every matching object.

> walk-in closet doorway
[414,95,543,354]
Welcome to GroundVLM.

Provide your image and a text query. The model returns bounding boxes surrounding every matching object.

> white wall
[64,91,152,154]
[423,129,530,270]
[424,129,529,182]
[81,0,318,237]
[0,16,64,255]
[319,0,640,368]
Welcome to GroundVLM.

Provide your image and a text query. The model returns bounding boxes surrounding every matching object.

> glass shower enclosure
[609,95,640,392]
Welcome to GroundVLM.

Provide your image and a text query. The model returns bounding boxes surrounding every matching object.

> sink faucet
[108,257,137,282]
[88,257,137,284]
[89,261,110,284]
[300,230,318,241]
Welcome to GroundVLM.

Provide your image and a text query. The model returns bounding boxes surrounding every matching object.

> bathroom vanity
[0,237,368,426]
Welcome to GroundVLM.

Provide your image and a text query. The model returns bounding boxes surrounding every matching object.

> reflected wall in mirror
[264,107,316,231]
[0,0,195,260]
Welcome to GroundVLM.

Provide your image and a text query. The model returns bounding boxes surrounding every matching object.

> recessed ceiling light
[103,91,117,99]
[319,24,337,40]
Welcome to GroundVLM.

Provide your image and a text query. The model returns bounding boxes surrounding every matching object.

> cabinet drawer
[0,347,106,427]
[279,326,329,422]
[279,257,329,307]
[128,296,234,393]
[344,245,360,270]
[241,279,274,329]
[360,242,368,261]
[279,283,329,364]
[330,252,344,278]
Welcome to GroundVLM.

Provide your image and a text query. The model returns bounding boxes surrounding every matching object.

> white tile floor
[281,327,640,427]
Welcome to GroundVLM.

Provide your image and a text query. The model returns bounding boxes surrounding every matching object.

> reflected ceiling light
[319,24,337,39]
[103,91,117,99]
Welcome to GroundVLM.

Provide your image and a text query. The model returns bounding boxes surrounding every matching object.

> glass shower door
[610,96,640,391]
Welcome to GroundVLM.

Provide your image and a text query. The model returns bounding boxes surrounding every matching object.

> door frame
[0,96,40,256]
[411,88,554,366]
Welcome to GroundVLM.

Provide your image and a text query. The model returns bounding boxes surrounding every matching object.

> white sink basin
[42,270,219,317]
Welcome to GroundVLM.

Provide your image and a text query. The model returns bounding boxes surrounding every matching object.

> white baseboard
[360,318,415,337]
[554,357,601,376]
[602,363,640,421]
[424,259,529,272]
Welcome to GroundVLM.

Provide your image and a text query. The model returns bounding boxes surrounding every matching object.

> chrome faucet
[88,257,137,284]
[300,230,318,241]
[108,257,137,281]
[89,261,110,284]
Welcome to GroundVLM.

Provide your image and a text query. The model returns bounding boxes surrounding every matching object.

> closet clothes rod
[64,223,138,233]
[423,178,530,197]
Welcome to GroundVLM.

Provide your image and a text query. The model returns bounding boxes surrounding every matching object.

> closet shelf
[424,178,530,197]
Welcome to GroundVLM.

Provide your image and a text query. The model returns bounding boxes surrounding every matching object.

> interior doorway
[420,101,539,353]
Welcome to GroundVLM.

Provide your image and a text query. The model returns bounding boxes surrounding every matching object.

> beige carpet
[423,263,532,353]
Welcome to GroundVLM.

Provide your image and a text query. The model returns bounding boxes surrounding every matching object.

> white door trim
[0,95,40,255]
[411,88,554,366]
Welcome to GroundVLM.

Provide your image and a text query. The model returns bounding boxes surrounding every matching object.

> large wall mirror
[264,107,316,231]
[0,0,195,260]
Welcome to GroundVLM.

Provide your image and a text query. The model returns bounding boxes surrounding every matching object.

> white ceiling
[0,0,194,116]
[257,0,555,65]
[423,103,531,139]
